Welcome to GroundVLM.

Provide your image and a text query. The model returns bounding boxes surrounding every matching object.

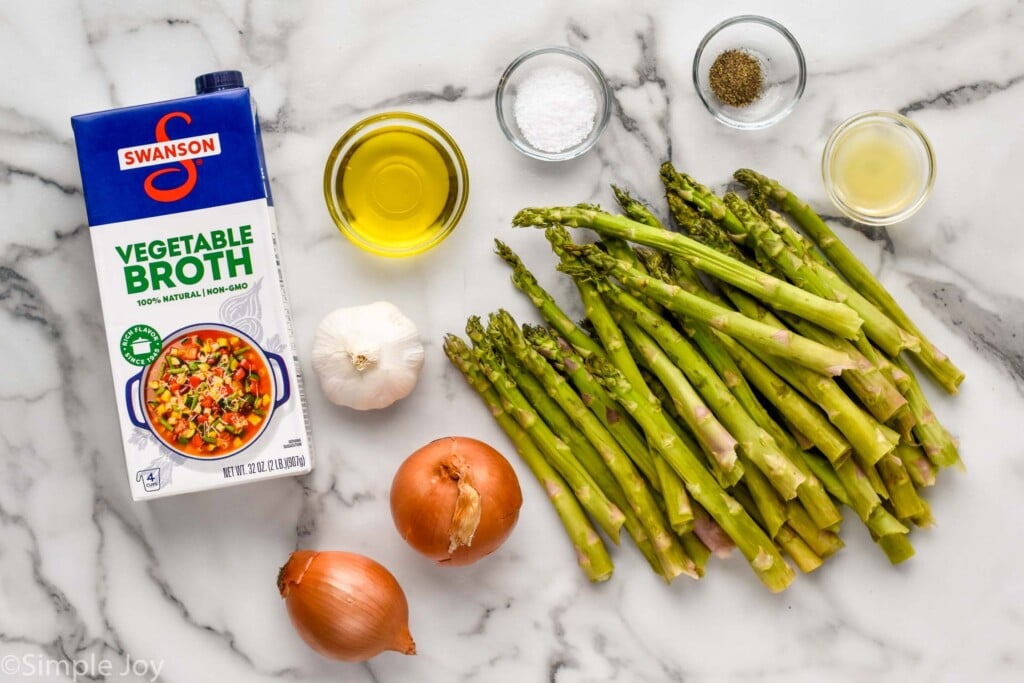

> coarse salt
[513,66,598,154]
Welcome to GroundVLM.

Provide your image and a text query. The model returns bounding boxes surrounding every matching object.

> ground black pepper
[708,49,763,107]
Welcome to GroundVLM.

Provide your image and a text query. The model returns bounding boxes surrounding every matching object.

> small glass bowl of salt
[496,46,612,161]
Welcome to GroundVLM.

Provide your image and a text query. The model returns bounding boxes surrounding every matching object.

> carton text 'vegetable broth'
[71,71,313,500]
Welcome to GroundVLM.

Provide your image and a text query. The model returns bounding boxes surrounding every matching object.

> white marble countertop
[2,1,1023,681]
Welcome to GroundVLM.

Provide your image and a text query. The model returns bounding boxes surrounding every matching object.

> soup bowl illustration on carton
[125,323,290,460]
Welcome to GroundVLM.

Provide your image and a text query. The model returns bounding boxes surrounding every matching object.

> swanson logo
[116,112,221,203]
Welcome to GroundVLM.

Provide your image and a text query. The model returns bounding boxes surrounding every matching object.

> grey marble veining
[1,1,1023,682]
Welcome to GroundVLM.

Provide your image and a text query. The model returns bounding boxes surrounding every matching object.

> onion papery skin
[278,550,415,662]
[391,436,523,566]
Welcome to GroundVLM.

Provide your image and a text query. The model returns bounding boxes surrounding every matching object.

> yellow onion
[277,550,415,661]
[390,436,522,566]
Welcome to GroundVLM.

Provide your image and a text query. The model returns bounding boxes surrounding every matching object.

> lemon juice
[828,122,924,218]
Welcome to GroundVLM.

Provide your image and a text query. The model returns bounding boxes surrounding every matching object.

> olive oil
[337,125,458,253]
[829,122,923,218]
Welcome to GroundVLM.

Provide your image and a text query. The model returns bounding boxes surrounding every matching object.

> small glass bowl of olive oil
[324,112,469,257]
[822,111,936,226]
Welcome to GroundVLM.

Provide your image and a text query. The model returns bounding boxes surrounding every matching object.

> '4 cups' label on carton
[72,86,312,501]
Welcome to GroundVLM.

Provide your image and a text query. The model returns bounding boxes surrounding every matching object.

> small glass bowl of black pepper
[693,15,806,130]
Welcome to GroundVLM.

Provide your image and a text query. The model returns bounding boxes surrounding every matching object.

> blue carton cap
[195,70,245,95]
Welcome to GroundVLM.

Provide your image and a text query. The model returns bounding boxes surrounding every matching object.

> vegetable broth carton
[71,71,313,500]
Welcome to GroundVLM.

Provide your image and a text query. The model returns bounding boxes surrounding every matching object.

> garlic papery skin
[311,302,425,410]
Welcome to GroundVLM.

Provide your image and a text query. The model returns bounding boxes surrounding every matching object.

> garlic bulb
[311,302,424,410]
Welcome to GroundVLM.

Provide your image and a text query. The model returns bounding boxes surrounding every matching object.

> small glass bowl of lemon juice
[324,112,469,257]
[822,111,935,225]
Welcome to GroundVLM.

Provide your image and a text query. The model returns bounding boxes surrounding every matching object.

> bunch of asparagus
[444,164,963,592]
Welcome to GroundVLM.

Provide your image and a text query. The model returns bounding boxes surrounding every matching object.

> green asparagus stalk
[801,451,851,506]
[910,498,935,529]
[601,304,743,476]
[546,230,747,480]
[891,355,962,469]
[612,185,664,228]
[531,330,698,535]
[443,335,614,581]
[491,311,697,581]
[735,168,964,393]
[640,367,737,490]
[490,330,630,491]
[488,330,674,576]
[464,318,627,543]
[552,237,857,377]
[712,332,852,463]
[722,287,900,468]
[679,528,712,575]
[780,314,908,423]
[690,501,737,558]
[875,530,915,564]
[657,163,747,236]
[586,354,796,592]
[494,240,604,359]
[774,524,824,573]
[632,204,843,528]
[895,443,937,488]
[672,315,843,527]
[727,479,788,544]
[763,350,899,468]
[784,500,844,559]
[877,454,926,520]
[665,192,910,426]
[524,327,658,487]
[512,205,865,340]
[602,282,809,500]
[654,458,697,535]
[716,188,920,356]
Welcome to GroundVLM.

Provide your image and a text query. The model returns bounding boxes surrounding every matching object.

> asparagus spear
[547,230,746,479]
[735,168,964,393]
[690,501,737,558]
[512,205,865,340]
[586,354,796,592]
[665,192,910,426]
[784,500,844,559]
[890,355,961,469]
[718,188,919,356]
[721,286,900,468]
[612,185,664,228]
[662,161,916,361]
[602,282,809,501]
[877,454,926,520]
[713,332,852,463]
[465,318,627,543]
[524,327,659,486]
[657,162,747,236]
[529,329,697,536]
[487,329,675,577]
[774,524,824,573]
[494,240,604,359]
[639,367,737,490]
[780,314,908,423]
[491,311,697,581]
[895,443,937,488]
[443,335,614,581]
[490,330,631,491]
[552,237,856,377]
[629,200,843,528]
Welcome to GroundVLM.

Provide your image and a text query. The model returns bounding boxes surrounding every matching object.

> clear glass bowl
[495,46,612,161]
[323,112,469,257]
[822,111,936,225]
[693,15,806,130]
